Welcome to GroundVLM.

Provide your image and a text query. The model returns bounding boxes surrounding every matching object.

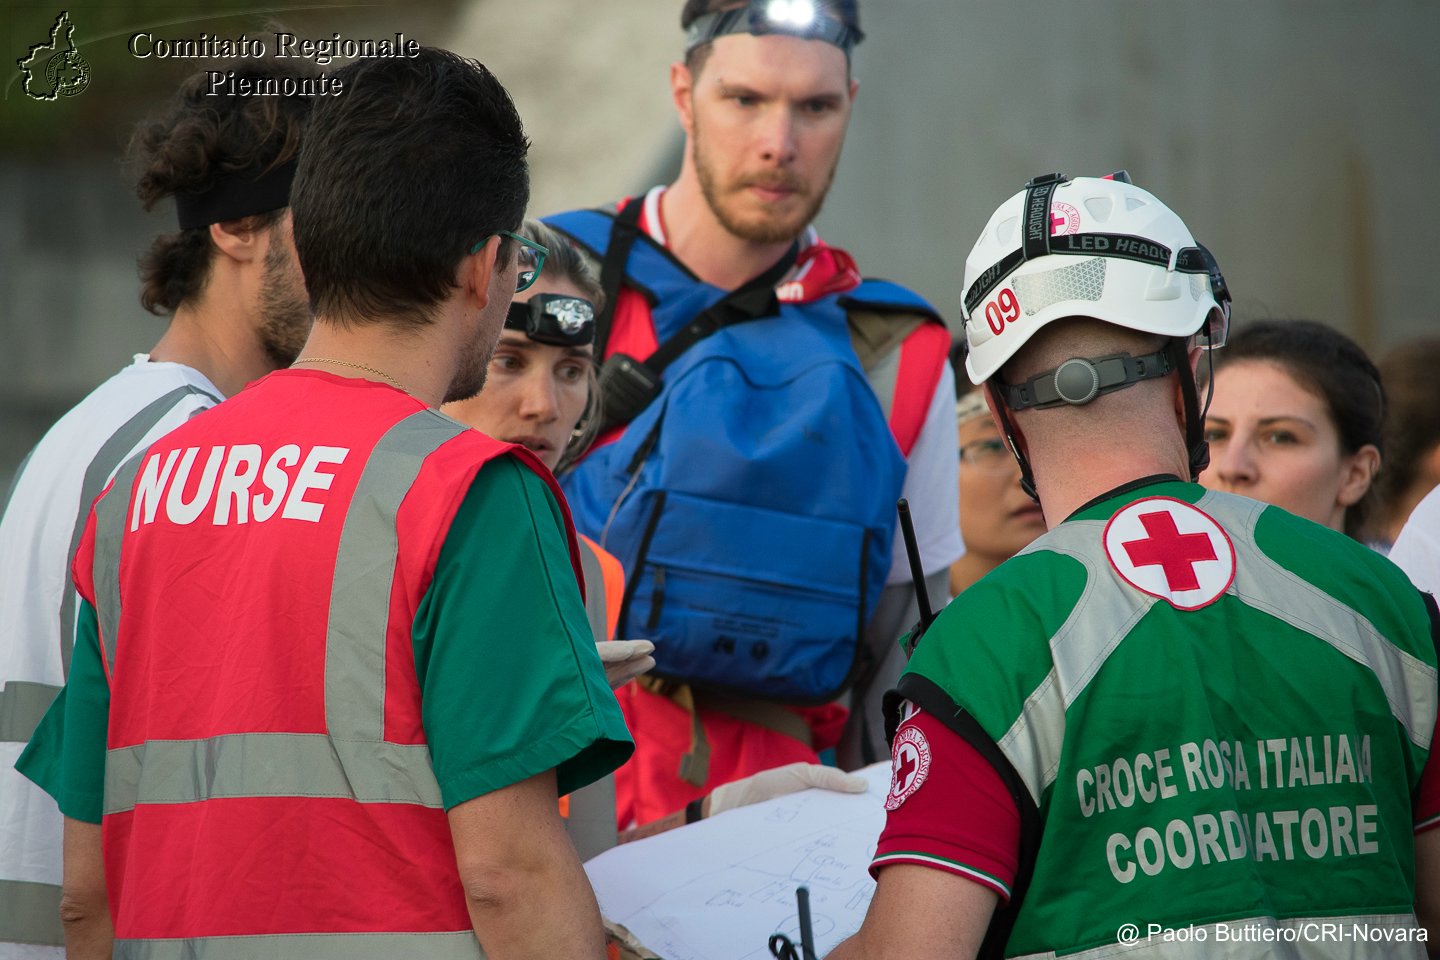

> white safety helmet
[961,173,1231,385]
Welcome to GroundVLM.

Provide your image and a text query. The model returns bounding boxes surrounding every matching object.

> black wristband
[685,797,705,824]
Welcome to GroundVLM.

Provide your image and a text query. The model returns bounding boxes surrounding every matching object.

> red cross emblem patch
[885,724,932,811]
[1102,497,1235,610]
[1050,201,1081,236]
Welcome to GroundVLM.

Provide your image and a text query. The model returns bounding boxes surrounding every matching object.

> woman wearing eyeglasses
[948,378,1048,597]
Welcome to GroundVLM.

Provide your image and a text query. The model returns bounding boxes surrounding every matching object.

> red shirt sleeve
[871,705,1021,902]
[1415,703,1440,833]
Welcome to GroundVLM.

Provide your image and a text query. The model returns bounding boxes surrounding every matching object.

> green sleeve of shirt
[413,455,633,809]
[14,598,109,823]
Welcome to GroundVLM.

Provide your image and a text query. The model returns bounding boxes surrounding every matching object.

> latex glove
[597,639,655,689]
[706,762,868,817]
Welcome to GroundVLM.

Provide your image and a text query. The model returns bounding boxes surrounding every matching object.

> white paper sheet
[585,763,892,960]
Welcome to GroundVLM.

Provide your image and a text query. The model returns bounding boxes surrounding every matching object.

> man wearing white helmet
[832,174,1440,959]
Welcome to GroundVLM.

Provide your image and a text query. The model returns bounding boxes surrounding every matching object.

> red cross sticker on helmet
[1102,497,1235,610]
[1050,201,1080,236]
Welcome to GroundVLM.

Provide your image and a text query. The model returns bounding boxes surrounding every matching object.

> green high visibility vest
[894,480,1439,959]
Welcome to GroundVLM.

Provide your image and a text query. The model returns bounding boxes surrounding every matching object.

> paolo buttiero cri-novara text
[127,31,421,96]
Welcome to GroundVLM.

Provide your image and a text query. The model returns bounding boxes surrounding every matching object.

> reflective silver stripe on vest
[101,411,465,814]
[1201,490,1438,749]
[0,877,64,946]
[325,412,466,742]
[59,386,221,677]
[0,679,60,743]
[114,930,485,960]
[565,772,619,861]
[1001,519,1155,803]
[104,733,442,815]
[1009,912,1425,960]
[998,492,1436,803]
[577,537,609,644]
[568,540,621,858]
[93,454,147,671]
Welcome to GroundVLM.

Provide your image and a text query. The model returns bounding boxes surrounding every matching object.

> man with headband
[0,59,312,956]
[546,0,960,829]
[19,49,630,958]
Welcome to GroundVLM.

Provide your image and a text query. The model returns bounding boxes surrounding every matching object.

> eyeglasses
[959,437,1013,472]
[470,230,548,293]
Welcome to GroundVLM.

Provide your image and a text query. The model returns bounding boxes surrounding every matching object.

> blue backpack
[548,206,940,703]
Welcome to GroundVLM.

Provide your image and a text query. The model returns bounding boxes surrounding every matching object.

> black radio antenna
[896,498,934,656]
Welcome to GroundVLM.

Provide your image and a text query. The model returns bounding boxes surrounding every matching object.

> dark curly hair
[129,58,316,315]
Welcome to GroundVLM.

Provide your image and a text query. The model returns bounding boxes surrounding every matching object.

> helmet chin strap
[985,381,1041,504]
[1171,336,1212,481]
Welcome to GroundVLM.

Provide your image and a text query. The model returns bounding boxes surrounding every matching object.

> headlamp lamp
[685,0,862,57]
[505,294,595,347]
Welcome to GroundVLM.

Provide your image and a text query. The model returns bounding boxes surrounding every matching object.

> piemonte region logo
[18,11,91,101]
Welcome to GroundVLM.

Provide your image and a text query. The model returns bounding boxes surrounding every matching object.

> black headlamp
[685,0,863,57]
[505,294,595,347]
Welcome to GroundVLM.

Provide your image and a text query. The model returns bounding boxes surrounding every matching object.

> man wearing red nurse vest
[18,49,631,960]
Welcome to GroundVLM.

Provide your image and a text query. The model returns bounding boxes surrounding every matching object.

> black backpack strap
[595,242,799,434]
[593,198,645,360]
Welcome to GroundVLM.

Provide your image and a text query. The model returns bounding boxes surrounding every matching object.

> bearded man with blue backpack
[546,0,961,827]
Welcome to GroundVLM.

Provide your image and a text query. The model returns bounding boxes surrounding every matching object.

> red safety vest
[75,369,580,957]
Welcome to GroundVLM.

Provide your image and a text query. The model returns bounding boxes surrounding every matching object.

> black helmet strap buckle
[999,348,1177,412]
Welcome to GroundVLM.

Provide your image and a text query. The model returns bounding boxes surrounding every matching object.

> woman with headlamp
[446,220,653,860]
[446,220,654,692]
[444,221,862,861]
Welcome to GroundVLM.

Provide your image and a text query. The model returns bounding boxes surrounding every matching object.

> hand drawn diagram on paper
[585,763,892,960]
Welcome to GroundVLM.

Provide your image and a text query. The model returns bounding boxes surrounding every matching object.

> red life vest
[75,370,579,956]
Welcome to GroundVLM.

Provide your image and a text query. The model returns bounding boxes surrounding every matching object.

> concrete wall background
[3,0,1437,487]
[822,0,1440,347]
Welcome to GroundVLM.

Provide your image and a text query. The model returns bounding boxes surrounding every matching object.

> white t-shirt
[886,358,962,582]
[1391,486,1440,598]
[0,356,221,956]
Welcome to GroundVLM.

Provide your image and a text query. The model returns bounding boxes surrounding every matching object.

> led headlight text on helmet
[962,173,1232,329]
